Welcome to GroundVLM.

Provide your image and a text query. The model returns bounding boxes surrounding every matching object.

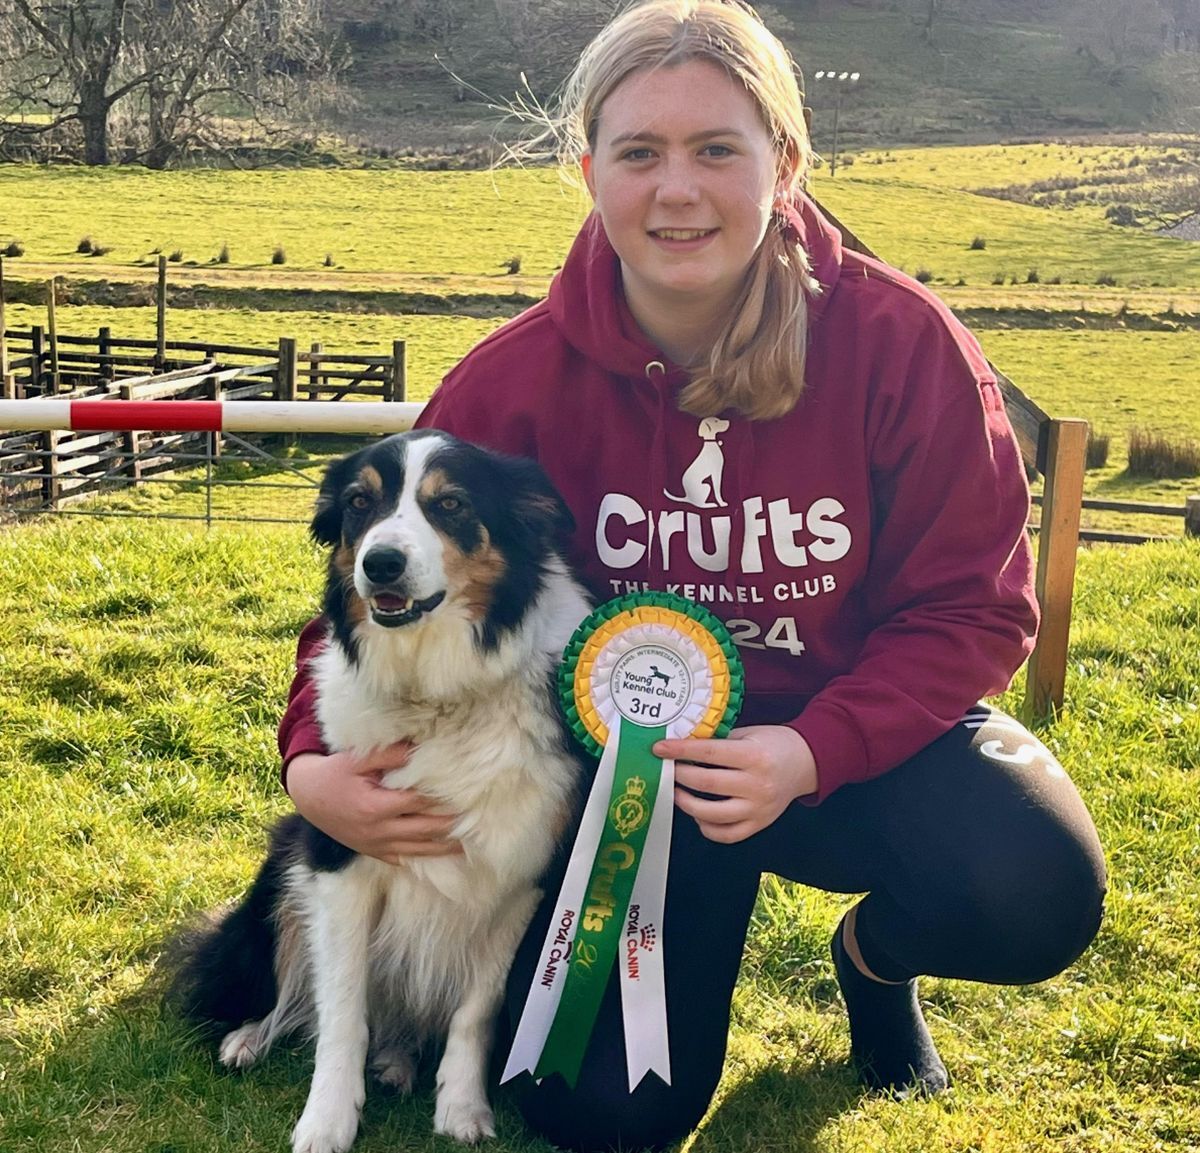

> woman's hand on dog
[658,725,818,844]
[287,744,463,862]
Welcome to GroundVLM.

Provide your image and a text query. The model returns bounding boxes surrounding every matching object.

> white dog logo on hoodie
[664,417,730,509]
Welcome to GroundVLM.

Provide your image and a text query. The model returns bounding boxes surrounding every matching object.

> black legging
[501,705,1107,1152]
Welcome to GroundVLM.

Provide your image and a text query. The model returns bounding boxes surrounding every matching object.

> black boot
[831,918,949,1097]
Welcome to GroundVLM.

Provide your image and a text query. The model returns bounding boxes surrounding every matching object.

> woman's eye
[438,495,463,513]
[702,144,734,158]
[349,493,371,511]
[621,147,654,162]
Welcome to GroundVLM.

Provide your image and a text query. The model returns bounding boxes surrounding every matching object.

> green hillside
[328,0,1200,154]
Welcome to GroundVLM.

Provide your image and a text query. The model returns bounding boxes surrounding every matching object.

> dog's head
[698,417,730,439]
[311,431,574,655]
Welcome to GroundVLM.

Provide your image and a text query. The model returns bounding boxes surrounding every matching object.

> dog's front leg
[292,867,373,1153]
[434,893,539,1143]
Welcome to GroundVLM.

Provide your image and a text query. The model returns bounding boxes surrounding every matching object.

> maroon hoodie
[279,195,1038,803]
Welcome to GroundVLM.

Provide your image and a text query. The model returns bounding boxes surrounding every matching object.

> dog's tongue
[374,593,408,610]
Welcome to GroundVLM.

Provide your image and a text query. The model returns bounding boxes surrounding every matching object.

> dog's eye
[349,492,372,511]
[437,495,463,513]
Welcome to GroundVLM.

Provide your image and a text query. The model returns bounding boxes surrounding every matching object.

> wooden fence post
[156,255,167,371]
[1186,496,1200,538]
[42,428,62,507]
[278,337,298,402]
[120,381,142,482]
[46,279,60,392]
[98,326,113,382]
[0,254,8,383]
[207,375,223,460]
[390,340,406,402]
[309,341,323,399]
[278,336,298,447]
[1024,418,1089,723]
[30,325,44,394]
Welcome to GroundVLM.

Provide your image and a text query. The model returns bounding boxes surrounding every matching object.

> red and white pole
[0,399,425,434]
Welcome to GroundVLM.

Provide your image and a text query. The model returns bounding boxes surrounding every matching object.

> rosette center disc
[560,594,745,757]
[609,641,695,729]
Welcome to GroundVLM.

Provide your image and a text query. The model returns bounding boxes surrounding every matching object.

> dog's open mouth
[368,590,446,628]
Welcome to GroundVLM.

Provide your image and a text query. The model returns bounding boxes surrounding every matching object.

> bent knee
[513,1069,713,1152]
[953,825,1107,984]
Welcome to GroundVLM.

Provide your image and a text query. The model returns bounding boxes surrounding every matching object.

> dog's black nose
[362,546,407,585]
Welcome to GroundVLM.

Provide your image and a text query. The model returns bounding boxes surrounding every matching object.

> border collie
[175,431,590,1152]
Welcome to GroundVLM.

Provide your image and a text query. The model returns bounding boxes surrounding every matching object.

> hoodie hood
[546,193,844,378]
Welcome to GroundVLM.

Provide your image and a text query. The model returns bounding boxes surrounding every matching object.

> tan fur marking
[416,468,451,502]
[333,543,367,627]
[272,900,306,992]
[358,465,384,497]
[450,535,508,620]
[416,468,507,619]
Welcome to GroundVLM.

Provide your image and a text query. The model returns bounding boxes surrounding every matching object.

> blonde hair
[556,0,821,420]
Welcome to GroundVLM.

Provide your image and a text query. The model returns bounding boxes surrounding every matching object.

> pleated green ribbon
[533,717,666,1086]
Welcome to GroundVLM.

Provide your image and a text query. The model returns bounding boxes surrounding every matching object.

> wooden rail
[0,325,407,404]
[0,327,410,519]
[1031,493,1200,542]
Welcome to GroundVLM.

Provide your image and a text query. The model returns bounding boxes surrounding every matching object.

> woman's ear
[581,150,596,200]
[777,141,803,198]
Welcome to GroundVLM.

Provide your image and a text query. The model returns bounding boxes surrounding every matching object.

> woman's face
[582,58,782,321]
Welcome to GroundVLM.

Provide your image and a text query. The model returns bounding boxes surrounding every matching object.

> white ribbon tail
[500,734,621,1084]
[620,755,674,1091]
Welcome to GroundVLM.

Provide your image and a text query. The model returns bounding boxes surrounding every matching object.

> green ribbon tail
[533,718,667,1088]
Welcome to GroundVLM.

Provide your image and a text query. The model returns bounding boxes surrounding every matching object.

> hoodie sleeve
[277,616,333,791]
[789,309,1039,804]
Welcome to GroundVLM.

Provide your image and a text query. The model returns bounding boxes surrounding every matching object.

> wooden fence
[0,326,407,517]
[1032,493,1200,544]
[0,325,406,402]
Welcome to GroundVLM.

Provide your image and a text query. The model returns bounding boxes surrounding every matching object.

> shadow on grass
[2,978,303,1153]
[689,1060,862,1153]
[8,975,867,1153]
[4,970,565,1153]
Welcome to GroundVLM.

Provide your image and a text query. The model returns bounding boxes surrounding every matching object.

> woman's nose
[655,157,700,205]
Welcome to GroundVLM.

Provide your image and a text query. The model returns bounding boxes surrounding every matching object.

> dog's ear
[500,456,575,546]
[310,452,359,546]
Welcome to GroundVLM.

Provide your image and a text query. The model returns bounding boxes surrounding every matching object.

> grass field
[1,520,1197,1153]
[0,167,588,280]
[6,304,1197,533]
[2,141,1200,1151]
[4,144,1200,290]
[4,165,1200,540]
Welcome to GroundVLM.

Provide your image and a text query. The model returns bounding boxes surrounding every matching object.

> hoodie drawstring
[646,360,671,581]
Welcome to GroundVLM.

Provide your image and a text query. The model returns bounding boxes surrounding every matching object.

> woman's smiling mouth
[650,228,717,241]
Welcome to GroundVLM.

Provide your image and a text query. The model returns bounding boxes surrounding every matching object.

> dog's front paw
[434,1094,496,1144]
[291,1093,363,1153]
[219,1023,265,1069]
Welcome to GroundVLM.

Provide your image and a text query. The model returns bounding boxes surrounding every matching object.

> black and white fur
[175,431,590,1152]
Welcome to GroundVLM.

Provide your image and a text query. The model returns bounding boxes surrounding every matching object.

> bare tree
[1163,0,1200,49]
[0,0,149,163]
[1076,0,1168,73]
[921,0,942,43]
[489,0,622,91]
[125,0,348,168]
[0,0,347,166]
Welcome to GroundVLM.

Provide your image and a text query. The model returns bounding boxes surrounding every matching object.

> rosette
[502,592,744,1092]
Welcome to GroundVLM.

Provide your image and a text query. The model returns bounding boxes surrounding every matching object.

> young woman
[280,2,1106,1149]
